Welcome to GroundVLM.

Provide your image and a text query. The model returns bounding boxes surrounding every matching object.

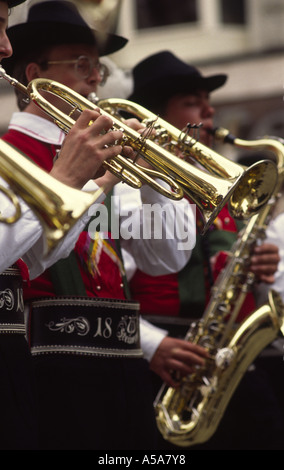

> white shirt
[0,160,102,278]
[114,181,195,279]
[113,181,196,359]
[255,211,284,305]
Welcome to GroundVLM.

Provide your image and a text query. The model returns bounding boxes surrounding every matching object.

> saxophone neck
[211,127,284,172]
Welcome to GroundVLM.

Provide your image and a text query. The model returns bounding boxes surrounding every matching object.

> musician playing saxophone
[124,51,283,450]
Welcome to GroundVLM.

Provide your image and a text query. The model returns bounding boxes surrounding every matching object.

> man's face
[0,2,13,62]
[162,90,215,147]
[38,43,102,97]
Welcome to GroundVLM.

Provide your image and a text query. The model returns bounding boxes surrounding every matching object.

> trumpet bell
[174,158,278,235]
[97,98,279,233]
[228,159,278,220]
[0,140,103,254]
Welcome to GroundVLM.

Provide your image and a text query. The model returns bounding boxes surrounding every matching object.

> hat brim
[3,20,127,74]
[129,73,227,105]
[6,0,26,7]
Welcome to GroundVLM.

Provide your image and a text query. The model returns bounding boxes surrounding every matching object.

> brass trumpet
[0,139,103,254]
[0,66,278,234]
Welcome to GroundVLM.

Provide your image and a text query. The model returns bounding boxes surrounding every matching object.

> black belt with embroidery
[28,296,143,358]
[0,266,25,334]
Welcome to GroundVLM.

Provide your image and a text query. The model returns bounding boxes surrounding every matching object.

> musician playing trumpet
[0,0,144,450]
[1,0,206,450]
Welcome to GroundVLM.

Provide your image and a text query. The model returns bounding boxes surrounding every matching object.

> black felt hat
[6,0,26,7]
[129,50,227,108]
[4,0,128,72]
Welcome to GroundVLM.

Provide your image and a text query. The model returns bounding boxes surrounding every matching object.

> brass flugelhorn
[101,99,279,229]
[0,139,103,254]
[0,65,278,234]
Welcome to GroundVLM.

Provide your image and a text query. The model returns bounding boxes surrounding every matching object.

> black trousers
[34,354,158,450]
[0,334,38,450]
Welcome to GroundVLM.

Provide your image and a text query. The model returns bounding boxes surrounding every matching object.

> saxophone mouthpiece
[210,127,236,145]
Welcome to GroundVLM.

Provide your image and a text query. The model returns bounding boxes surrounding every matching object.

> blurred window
[135,0,198,29]
[220,0,246,24]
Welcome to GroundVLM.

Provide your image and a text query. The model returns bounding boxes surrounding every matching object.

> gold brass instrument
[91,96,279,233]
[213,126,284,176]
[0,66,183,200]
[154,132,284,447]
[0,139,103,254]
[0,64,278,234]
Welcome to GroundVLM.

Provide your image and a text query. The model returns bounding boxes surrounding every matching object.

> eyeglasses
[46,55,109,85]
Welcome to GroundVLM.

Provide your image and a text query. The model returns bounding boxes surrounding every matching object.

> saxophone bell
[155,290,284,447]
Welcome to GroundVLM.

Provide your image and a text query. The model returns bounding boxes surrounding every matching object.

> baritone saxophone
[154,131,284,447]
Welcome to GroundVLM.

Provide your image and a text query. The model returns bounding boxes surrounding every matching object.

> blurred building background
[1,0,283,160]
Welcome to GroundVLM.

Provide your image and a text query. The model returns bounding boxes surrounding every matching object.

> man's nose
[87,64,102,85]
[202,103,215,119]
[0,34,13,61]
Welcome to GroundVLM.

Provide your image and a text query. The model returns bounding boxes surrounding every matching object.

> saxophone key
[215,347,235,369]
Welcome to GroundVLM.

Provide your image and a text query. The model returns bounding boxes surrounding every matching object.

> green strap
[178,228,239,319]
[104,191,131,300]
[178,234,206,319]
[207,230,238,258]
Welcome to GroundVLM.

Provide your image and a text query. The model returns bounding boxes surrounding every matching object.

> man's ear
[25,62,42,82]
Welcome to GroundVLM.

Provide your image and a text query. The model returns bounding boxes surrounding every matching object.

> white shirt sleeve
[23,180,106,279]
[0,189,43,273]
[0,176,104,278]
[140,317,168,362]
[256,212,284,303]
[114,182,196,278]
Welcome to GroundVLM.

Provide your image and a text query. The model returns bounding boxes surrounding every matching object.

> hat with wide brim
[128,50,227,107]
[6,0,26,7]
[4,0,128,73]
